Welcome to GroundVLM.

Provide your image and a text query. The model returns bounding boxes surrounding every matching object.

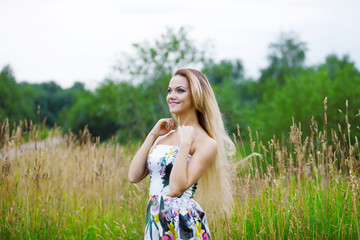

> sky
[1,0,359,89]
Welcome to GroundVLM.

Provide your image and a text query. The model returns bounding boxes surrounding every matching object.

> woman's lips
[169,102,179,106]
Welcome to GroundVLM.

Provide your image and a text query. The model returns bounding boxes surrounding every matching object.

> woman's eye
[178,89,185,93]
[167,89,171,93]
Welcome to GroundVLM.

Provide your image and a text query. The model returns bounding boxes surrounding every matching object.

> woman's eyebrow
[168,86,187,89]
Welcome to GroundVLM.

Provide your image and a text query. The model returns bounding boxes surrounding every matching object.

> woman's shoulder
[194,130,217,152]
[190,131,217,162]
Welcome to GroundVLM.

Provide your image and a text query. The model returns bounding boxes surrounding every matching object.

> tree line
[1,27,359,143]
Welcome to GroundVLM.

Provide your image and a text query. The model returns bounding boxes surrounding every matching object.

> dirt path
[0,137,63,160]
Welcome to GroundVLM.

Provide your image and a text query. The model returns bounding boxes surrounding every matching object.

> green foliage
[259,32,307,87]
[58,90,94,135]
[0,65,36,123]
[252,54,360,140]
[29,81,85,127]
[0,65,85,130]
[203,59,244,85]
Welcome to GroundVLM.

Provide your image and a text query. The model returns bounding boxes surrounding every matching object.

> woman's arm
[128,118,176,183]
[168,126,217,197]
[128,132,156,183]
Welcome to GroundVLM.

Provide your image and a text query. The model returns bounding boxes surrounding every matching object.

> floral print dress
[144,144,211,240]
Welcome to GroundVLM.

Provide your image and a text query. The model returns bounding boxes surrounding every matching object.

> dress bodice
[147,144,197,198]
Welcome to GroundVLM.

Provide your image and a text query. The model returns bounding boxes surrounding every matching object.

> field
[1,105,359,239]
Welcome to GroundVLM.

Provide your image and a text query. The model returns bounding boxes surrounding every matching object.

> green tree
[33,81,62,125]
[61,80,167,143]
[58,89,94,135]
[114,27,208,85]
[27,81,85,127]
[203,59,244,85]
[0,65,36,123]
[252,54,360,140]
[259,32,308,98]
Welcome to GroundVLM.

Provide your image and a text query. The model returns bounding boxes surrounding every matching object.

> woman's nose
[168,91,175,99]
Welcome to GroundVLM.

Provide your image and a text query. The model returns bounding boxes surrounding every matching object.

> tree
[0,65,36,123]
[27,81,85,127]
[202,59,244,85]
[58,89,94,136]
[259,32,308,87]
[114,27,209,85]
[252,54,360,140]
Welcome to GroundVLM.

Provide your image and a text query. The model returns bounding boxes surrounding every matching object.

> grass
[0,101,359,239]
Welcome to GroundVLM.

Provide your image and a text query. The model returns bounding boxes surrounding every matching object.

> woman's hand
[177,125,195,145]
[150,118,176,138]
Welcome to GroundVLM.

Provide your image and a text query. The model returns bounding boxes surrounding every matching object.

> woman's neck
[177,110,199,127]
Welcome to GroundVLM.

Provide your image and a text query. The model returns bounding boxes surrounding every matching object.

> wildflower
[202,232,210,240]
[161,234,175,240]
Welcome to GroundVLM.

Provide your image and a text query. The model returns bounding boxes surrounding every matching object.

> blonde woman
[128,69,235,239]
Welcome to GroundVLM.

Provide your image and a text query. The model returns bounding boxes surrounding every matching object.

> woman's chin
[169,107,179,114]
[169,110,178,114]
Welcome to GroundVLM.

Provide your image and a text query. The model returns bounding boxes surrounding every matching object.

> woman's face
[166,75,194,114]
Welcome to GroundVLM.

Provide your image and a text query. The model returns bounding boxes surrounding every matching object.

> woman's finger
[167,118,174,130]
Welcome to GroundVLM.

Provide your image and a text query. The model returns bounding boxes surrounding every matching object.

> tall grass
[219,99,360,239]
[1,123,148,239]
[1,100,359,239]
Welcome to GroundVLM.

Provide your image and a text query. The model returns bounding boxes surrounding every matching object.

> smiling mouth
[169,102,179,106]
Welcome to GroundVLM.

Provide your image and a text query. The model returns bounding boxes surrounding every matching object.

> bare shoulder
[194,133,217,156]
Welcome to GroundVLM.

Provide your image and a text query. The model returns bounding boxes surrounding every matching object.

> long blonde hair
[173,68,236,216]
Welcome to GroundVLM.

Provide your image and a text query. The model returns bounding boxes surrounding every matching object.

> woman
[128,69,235,239]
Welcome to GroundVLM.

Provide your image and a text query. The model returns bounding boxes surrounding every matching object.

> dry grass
[0,124,148,239]
[1,100,359,239]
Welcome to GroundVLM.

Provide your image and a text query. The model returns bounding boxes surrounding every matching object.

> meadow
[1,102,359,239]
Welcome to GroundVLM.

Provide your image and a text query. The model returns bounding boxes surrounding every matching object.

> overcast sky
[1,0,359,89]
